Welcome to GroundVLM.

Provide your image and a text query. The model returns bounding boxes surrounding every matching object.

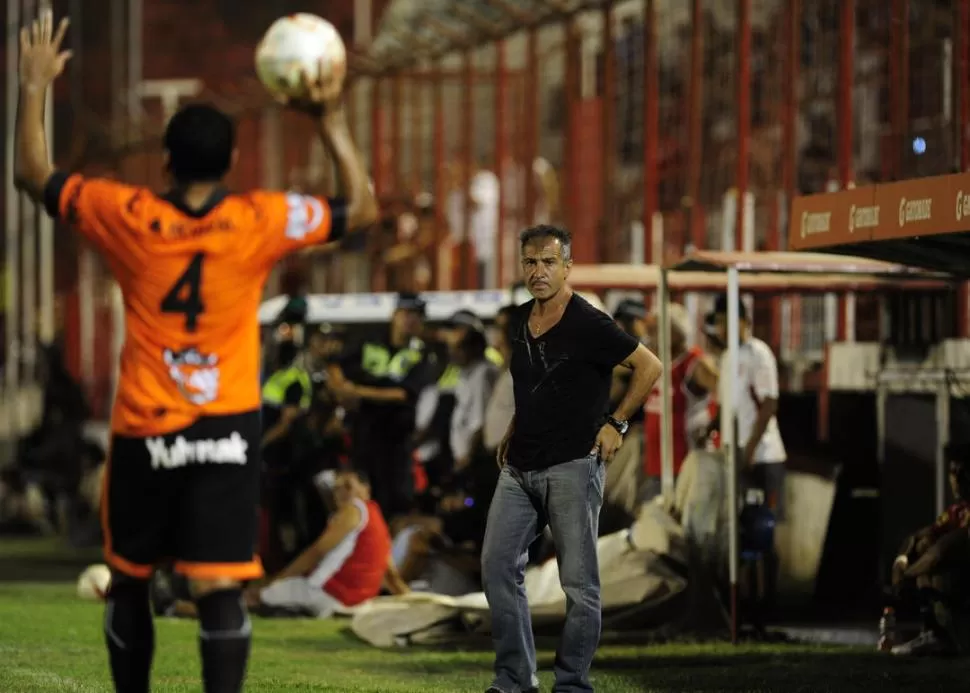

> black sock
[196,588,251,693]
[104,577,154,693]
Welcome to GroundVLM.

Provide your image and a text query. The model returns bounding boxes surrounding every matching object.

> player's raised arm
[257,62,379,260]
[317,99,379,232]
[13,10,71,202]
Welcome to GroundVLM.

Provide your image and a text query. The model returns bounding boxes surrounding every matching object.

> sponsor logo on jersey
[145,432,249,470]
[284,193,325,240]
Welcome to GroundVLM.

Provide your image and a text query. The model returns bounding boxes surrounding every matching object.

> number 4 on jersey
[161,253,205,332]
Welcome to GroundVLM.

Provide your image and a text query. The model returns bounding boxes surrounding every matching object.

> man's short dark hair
[713,293,747,321]
[163,104,235,183]
[519,224,572,261]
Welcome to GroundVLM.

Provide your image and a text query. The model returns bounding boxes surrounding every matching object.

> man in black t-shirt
[482,225,662,693]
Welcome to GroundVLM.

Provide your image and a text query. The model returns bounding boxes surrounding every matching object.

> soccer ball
[255,14,347,100]
[76,563,111,602]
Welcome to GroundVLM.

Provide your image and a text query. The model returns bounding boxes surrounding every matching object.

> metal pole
[601,2,615,262]
[724,266,741,644]
[39,86,54,346]
[432,63,445,289]
[936,378,950,516]
[642,0,658,264]
[461,50,475,290]
[876,379,887,465]
[734,0,751,252]
[524,28,538,227]
[495,41,508,288]
[658,269,674,498]
[6,0,22,439]
[686,0,704,251]
[21,191,36,388]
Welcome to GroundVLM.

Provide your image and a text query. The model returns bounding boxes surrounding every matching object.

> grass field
[1,540,969,692]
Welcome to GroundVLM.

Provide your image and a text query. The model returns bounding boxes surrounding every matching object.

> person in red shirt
[249,469,410,616]
[640,303,718,502]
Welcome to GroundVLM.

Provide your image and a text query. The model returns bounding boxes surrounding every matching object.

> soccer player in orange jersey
[14,11,378,693]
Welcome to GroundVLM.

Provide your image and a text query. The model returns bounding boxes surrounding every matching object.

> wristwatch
[606,416,629,436]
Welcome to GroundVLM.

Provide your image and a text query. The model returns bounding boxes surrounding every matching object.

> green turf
[0,583,969,692]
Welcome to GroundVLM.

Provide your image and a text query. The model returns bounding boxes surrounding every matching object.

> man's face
[714,312,749,344]
[521,237,571,301]
[307,334,328,362]
[333,472,367,507]
[392,308,423,340]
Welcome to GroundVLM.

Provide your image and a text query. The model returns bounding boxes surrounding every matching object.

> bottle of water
[878,607,896,652]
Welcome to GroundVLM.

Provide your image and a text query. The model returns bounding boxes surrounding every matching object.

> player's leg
[481,466,542,693]
[100,436,175,693]
[175,413,263,693]
[542,454,605,693]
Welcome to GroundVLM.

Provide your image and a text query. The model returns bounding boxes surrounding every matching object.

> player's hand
[592,425,623,464]
[19,9,72,91]
[275,58,343,115]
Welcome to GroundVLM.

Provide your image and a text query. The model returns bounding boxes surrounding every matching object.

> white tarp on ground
[352,450,732,648]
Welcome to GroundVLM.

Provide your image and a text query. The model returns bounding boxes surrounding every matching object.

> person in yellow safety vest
[261,338,312,453]
[328,292,436,518]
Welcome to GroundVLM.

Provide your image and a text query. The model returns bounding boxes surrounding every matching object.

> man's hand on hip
[592,425,623,464]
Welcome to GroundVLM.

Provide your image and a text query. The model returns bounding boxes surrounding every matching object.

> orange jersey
[47,172,346,437]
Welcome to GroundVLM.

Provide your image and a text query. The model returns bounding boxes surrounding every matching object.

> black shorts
[103,411,263,582]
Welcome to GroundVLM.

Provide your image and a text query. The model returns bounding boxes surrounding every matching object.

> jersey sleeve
[43,172,135,257]
[254,191,349,262]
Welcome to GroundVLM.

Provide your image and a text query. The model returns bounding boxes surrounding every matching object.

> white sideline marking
[7,667,104,692]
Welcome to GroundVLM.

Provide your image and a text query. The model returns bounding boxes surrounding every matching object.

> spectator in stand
[469,158,500,289]
[329,293,435,518]
[261,337,311,454]
[639,303,719,503]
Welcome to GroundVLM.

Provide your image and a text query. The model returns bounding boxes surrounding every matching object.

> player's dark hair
[163,104,235,183]
[519,224,572,261]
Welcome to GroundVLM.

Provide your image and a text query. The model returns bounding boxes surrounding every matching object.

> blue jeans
[481,454,606,693]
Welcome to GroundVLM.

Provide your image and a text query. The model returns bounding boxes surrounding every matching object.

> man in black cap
[329,292,435,518]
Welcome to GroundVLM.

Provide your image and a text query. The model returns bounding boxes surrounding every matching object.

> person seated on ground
[155,469,409,619]
[249,467,409,617]
[880,445,970,656]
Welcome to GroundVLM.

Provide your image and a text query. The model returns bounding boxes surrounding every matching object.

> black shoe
[485,688,539,693]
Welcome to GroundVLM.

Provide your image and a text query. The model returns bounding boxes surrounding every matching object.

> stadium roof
[568,251,949,293]
[357,0,609,74]
[789,171,970,277]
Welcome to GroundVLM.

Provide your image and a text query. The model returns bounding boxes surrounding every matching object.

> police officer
[261,335,312,452]
[329,292,435,518]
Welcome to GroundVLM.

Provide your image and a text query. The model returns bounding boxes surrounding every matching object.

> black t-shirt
[508,294,640,471]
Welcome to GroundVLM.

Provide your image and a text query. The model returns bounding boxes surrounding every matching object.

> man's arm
[690,354,719,393]
[13,14,71,201]
[611,344,662,421]
[318,104,379,231]
[271,503,361,581]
